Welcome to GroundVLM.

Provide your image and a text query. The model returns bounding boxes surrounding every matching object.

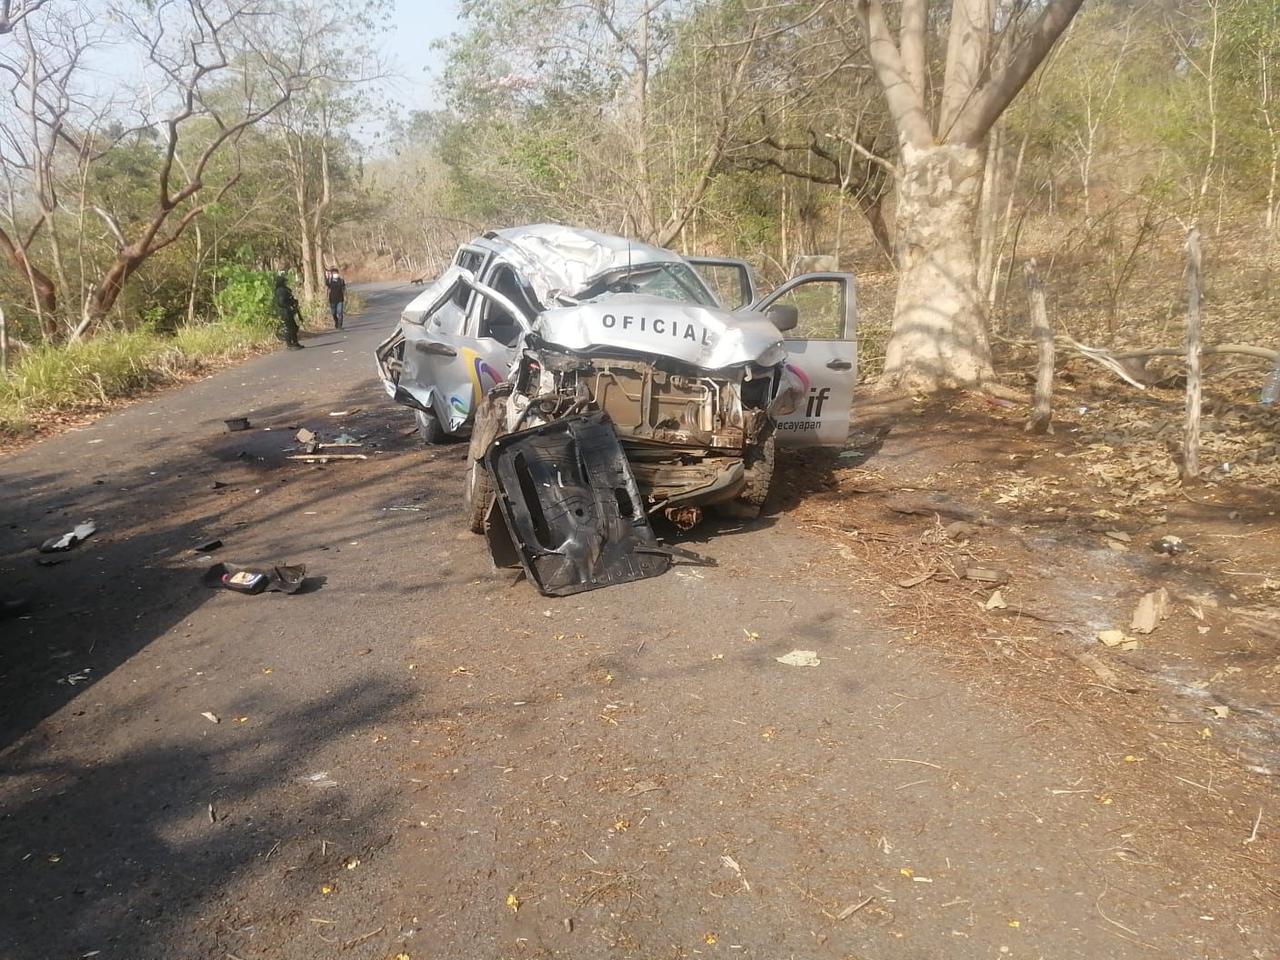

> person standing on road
[325,267,346,330]
[274,272,304,350]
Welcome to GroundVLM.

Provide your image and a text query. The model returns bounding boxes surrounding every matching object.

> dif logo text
[804,386,832,418]
[778,386,831,432]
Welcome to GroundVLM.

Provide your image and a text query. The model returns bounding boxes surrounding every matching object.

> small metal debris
[40,521,96,553]
[1153,535,1187,555]
[224,417,251,432]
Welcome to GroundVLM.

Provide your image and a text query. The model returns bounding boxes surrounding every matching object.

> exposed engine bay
[499,348,784,524]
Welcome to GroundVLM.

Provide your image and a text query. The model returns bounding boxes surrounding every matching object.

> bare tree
[0,4,105,333]
[0,0,48,34]
[854,0,1085,391]
[270,0,388,300]
[69,0,326,338]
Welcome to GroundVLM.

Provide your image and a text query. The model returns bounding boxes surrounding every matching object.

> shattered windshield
[582,262,718,307]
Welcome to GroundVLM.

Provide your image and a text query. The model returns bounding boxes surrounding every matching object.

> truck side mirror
[766,303,799,333]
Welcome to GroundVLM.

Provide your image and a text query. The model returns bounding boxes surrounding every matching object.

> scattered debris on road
[963,566,1010,584]
[193,538,223,554]
[776,650,821,667]
[39,520,96,553]
[287,453,368,462]
[224,417,251,432]
[1097,629,1139,650]
[1131,587,1171,634]
[201,711,220,724]
[984,589,1008,610]
[202,561,308,595]
[837,896,874,920]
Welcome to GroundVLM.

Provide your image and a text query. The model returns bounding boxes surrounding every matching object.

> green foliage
[214,265,278,329]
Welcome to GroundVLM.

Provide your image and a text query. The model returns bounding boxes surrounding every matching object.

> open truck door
[751,272,857,447]
[374,266,531,441]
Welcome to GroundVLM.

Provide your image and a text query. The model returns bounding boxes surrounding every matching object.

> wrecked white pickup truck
[375,224,857,594]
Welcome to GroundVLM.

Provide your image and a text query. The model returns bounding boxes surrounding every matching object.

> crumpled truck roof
[487,224,682,305]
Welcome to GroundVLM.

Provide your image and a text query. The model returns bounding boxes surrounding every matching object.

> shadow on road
[0,675,410,959]
[0,377,423,755]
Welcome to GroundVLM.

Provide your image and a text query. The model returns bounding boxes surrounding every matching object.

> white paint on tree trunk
[881,143,995,391]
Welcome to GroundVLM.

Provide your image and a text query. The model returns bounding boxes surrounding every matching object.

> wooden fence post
[1182,228,1203,482]
[1025,259,1054,434]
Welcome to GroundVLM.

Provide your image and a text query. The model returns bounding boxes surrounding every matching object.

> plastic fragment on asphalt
[40,521,96,553]
[776,650,820,667]
[201,711,220,724]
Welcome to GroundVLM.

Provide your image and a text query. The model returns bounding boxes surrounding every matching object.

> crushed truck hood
[533,294,786,370]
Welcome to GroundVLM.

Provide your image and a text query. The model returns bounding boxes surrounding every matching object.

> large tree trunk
[74,250,143,339]
[880,143,994,390]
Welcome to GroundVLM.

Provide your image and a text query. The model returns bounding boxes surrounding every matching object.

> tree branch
[899,0,927,101]
[949,0,1086,145]
[854,0,933,147]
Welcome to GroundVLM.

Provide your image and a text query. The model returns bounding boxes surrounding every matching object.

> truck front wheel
[463,391,506,533]
[717,433,775,520]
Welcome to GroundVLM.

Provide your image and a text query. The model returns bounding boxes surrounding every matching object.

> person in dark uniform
[325,267,346,330]
[274,273,304,350]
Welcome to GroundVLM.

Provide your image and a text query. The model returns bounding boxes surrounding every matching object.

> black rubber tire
[463,393,504,534]
[415,408,447,444]
[463,458,495,534]
[716,433,775,520]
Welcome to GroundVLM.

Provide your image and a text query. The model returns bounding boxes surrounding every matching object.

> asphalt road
[1,284,1273,960]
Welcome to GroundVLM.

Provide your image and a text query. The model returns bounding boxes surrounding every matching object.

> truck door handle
[415,340,458,358]
[826,359,853,370]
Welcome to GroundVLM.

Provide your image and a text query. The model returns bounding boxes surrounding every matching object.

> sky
[381,0,463,115]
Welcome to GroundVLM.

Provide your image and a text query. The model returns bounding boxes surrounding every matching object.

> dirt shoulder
[774,386,1278,916]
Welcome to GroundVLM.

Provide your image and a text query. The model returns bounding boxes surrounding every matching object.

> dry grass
[0,320,277,437]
